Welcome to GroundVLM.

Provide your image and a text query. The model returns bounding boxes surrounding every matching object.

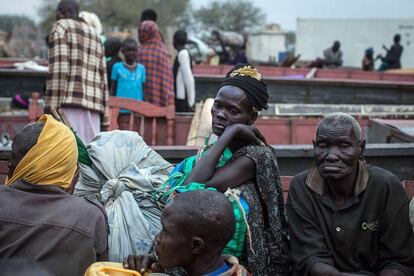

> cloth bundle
[75,130,172,262]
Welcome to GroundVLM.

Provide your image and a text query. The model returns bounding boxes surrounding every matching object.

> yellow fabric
[5,114,78,189]
[84,262,142,276]
[386,68,414,74]
[229,65,263,81]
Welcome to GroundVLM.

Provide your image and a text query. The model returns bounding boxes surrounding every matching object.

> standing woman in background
[173,30,195,112]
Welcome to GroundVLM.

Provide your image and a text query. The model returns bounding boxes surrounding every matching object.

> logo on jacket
[361,221,380,232]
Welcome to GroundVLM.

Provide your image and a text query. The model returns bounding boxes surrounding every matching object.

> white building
[296,18,414,68]
[246,24,287,63]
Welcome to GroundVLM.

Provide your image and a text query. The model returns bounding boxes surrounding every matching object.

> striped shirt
[45,18,109,126]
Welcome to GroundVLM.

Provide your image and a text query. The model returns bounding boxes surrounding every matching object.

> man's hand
[123,255,163,274]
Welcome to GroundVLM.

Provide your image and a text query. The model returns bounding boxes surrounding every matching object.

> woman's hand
[222,124,267,146]
[123,254,163,273]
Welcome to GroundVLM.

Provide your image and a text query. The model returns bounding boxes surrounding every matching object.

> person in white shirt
[323,41,343,68]
[173,30,195,112]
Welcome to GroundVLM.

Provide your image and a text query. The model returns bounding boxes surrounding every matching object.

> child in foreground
[123,190,250,276]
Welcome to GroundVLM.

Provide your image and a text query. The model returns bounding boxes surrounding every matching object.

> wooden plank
[186,102,203,146]
[109,97,167,117]
[0,160,9,174]
[186,99,214,146]
[194,98,214,146]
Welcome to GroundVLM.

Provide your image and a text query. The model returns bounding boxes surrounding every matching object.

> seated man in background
[123,190,250,276]
[323,41,343,68]
[0,115,108,276]
[287,112,414,276]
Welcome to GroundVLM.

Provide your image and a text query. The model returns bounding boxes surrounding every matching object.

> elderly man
[0,115,108,276]
[45,0,109,143]
[287,112,414,276]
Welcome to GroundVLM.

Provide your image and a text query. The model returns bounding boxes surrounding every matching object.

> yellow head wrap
[85,262,143,276]
[5,114,78,189]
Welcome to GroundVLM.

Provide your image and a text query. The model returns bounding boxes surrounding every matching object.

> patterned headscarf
[139,20,161,44]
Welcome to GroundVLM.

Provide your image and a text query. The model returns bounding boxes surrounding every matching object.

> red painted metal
[193,64,414,83]
[1,113,371,146]
[1,159,412,201]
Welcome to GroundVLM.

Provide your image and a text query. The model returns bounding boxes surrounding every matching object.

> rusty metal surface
[1,69,414,105]
[371,119,414,136]
[1,143,414,180]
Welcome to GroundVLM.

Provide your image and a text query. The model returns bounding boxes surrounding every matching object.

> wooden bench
[13,93,176,146]
[109,96,175,146]
[0,161,8,185]
[1,162,412,201]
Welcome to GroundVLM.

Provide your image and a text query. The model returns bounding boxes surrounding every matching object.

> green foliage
[38,0,190,34]
[0,15,36,33]
[38,0,60,33]
[193,0,265,33]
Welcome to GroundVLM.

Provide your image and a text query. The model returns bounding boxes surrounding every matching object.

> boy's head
[56,0,80,20]
[121,38,138,63]
[173,29,188,50]
[140,9,157,22]
[154,190,236,270]
[104,37,122,58]
[332,41,341,52]
[394,34,401,43]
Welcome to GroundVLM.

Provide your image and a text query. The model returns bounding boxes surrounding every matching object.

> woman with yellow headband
[153,64,292,275]
[0,114,108,276]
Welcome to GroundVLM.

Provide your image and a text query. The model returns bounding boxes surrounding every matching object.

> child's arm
[110,80,117,97]
[110,63,119,96]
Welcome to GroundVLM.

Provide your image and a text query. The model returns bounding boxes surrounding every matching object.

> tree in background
[193,0,265,34]
[0,15,40,57]
[38,0,60,33]
[0,15,36,33]
[38,0,189,34]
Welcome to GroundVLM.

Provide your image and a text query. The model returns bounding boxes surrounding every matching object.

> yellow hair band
[229,65,263,81]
